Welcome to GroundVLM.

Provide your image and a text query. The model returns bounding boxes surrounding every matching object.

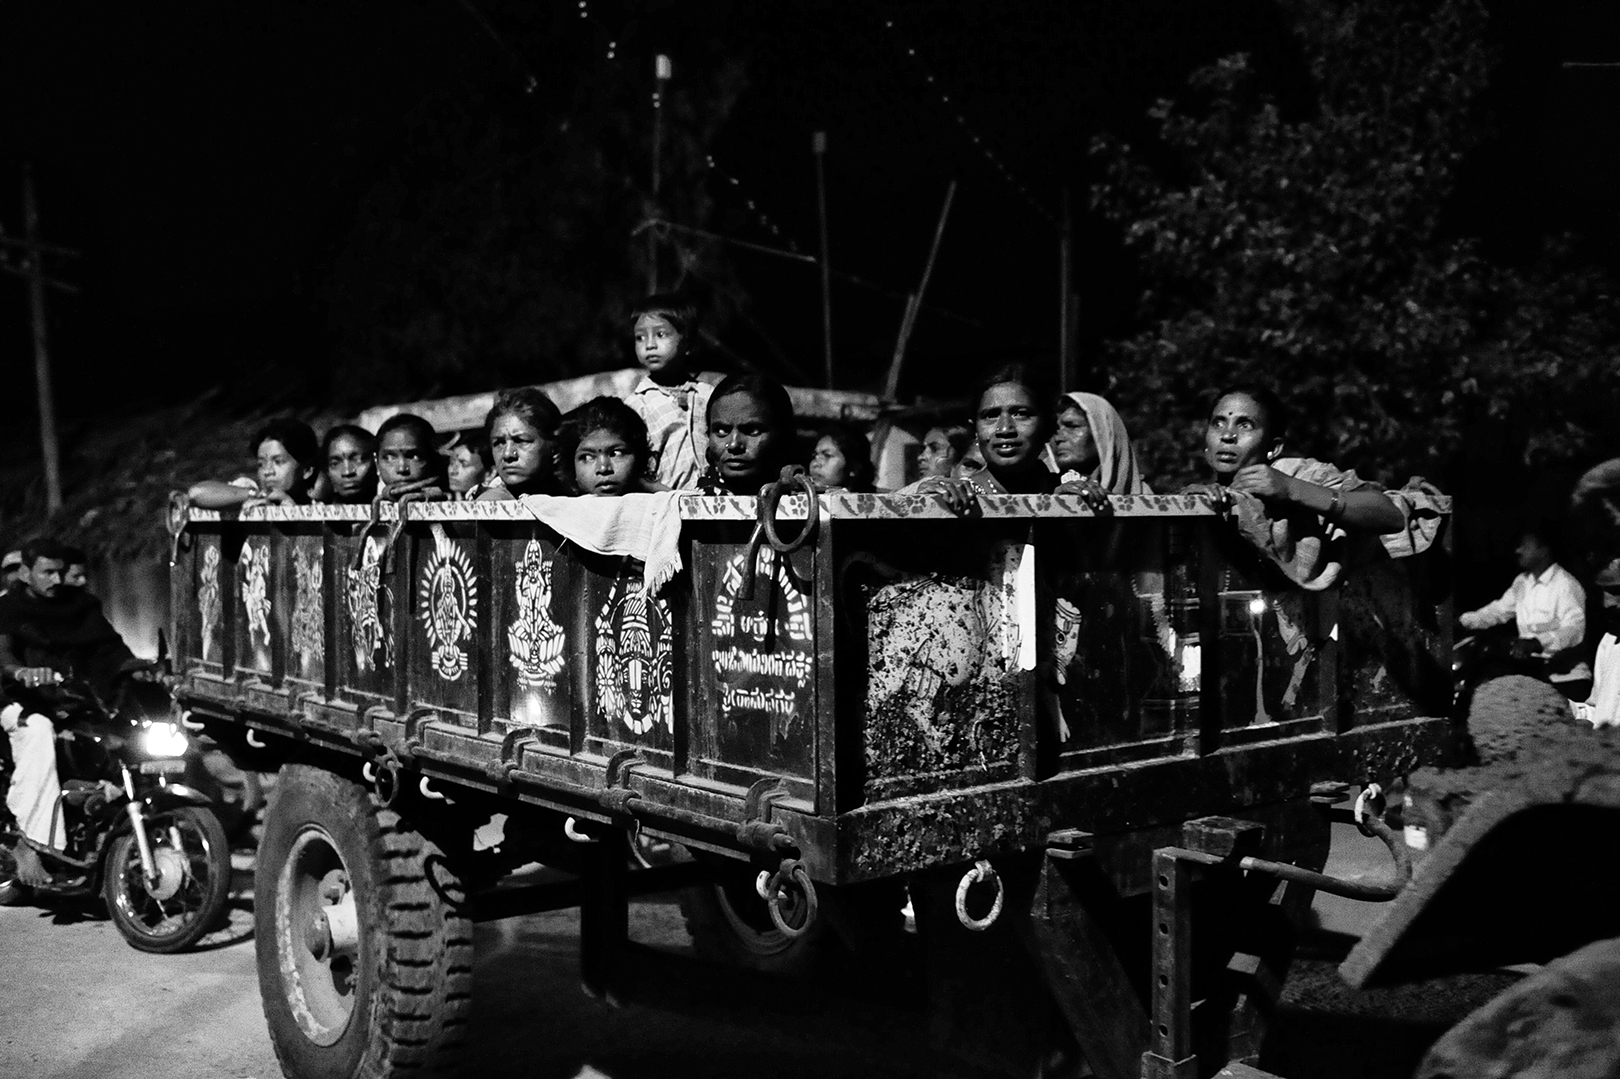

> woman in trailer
[696,373,797,496]
[559,396,667,496]
[906,365,1110,512]
[1191,385,1414,589]
[477,388,564,500]
[917,422,973,480]
[807,425,877,493]
[186,418,320,509]
[318,424,378,504]
[1048,391,1151,496]
[444,436,492,500]
[374,413,451,504]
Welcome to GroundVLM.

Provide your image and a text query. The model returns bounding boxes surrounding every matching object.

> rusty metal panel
[686,535,818,797]
[843,520,1033,803]
[1037,518,1203,771]
[1213,563,1330,738]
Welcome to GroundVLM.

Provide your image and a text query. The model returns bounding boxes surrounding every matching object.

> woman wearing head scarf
[1046,391,1151,497]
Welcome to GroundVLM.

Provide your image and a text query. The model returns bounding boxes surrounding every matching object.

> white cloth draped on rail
[513,492,686,593]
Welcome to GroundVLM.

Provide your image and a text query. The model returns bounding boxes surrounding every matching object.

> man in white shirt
[1459,524,1591,700]
[1574,559,1620,728]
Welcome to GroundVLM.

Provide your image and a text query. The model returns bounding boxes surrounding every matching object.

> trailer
[165,485,1455,1078]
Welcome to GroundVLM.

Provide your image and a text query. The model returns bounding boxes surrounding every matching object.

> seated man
[1459,522,1591,701]
[2,539,140,885]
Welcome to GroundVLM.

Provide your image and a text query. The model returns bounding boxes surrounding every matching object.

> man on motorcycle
[1458,521,1592,701]
[1,539,140,886]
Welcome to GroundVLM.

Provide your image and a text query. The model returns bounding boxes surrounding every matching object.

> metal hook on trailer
[1353,782,1385,839]
[955,859,1005,932]
[245,729,266,750]
[763,859,819,939]
[178,710,206,733]
[564,817,598,844]
[419,777,448,801]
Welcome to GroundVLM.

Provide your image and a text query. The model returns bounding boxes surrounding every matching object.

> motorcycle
[0,669,233,953]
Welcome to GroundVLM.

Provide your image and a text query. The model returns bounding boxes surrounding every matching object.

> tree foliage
[1091,0,1620,488]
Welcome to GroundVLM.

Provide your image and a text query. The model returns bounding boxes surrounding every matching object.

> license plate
[139,759,188,775]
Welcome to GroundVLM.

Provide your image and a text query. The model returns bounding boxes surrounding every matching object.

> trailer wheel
[1467,675,1573,764]
[679,859,833,977]
[256,764,473,1079]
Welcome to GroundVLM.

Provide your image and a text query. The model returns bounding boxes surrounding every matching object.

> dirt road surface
[0,826,1516,1079]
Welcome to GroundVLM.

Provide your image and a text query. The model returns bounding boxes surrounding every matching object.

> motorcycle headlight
[140,721,190,758]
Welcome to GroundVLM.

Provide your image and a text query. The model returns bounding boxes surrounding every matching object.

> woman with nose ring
[1197,385,1404,535]
[905,364,1112,514]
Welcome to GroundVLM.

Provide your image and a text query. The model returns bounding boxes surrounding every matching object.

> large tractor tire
[1466,675,1573,765]
[255,764,473,1079]
[679,858,834,978]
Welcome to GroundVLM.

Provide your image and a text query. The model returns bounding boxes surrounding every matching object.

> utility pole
[813,131,833,389]
[1059,188,1076,394]
[647,53,672,295]
[24,164,63,513]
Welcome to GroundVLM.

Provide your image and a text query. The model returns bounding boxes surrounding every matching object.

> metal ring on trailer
[759,469,818,555]
[955,859,1005,931]
[764,860,818,938]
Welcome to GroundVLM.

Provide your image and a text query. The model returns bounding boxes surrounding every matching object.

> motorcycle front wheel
[103,805,232,953]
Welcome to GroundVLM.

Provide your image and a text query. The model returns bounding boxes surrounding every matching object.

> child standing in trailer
[624,294,720,490]
[559,397,668,496]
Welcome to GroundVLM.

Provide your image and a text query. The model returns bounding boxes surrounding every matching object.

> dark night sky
[2,0,1617,425]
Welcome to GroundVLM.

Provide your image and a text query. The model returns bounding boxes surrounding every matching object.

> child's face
[446,445,487,495]
[379,430,432,486]
[808,435,851,488]
[574,429,640,496]
[708,391,783,492]
[257,439,312,496]
[326,433,376,502]
[633,314,685,378]
[489,413,554,491]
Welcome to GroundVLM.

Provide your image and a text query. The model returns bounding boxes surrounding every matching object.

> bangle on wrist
[1325,489,1345,523]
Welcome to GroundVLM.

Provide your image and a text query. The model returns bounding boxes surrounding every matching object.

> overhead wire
[877,15,1058,227]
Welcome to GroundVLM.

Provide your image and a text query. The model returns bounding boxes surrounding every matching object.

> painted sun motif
[419,527,478,681]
